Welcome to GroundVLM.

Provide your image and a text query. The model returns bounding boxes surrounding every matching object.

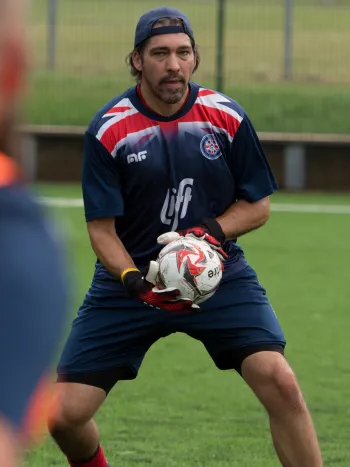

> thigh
[172,266,286,372]
[57,283,171,392]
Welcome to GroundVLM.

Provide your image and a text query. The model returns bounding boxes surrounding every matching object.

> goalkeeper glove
[121,264,199,312]
[177,218,228,261]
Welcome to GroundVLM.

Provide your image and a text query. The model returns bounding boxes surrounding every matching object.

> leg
[241,351,322,467]
[48,382,106,462]
[50,283,170,464]
[174,266,321,465]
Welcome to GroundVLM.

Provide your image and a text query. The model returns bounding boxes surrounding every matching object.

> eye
[179,50,190,56]
[154,51,166,57]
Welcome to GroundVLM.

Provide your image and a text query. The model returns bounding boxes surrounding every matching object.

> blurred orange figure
[0,1,68,466]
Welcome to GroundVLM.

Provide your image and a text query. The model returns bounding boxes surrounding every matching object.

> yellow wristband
[120,267,140,283]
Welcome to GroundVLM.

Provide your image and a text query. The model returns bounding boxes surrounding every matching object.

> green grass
[24,72,350,133]
[25,0,350,132]
[23,186,350,466]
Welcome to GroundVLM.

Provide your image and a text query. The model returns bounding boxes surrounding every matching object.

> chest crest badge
[200,134,222,160]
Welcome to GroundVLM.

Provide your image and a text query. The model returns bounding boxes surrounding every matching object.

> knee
[244,354,306,415]
[272,365,305,406]
[47,401,91,437]
[262,363,306,415]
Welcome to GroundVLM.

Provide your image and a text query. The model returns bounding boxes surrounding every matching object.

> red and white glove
[177,218,228,261]
[121,264,199,312]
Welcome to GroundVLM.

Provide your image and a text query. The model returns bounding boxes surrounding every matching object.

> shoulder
[86,86,138,138]
[0,184,48,232]
[85,86,139,156]
[192,84,247,140]
[0,153,20,187]
[194,84,246,121]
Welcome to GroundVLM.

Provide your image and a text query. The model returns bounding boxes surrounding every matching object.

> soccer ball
[156,236,223,304]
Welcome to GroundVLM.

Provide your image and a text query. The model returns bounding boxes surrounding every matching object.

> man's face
[134,33,196,105]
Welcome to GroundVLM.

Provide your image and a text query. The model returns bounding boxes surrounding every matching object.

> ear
[132,50,143,72]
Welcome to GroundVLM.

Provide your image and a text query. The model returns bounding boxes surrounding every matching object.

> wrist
[121,268,149,297]
[120,267,140,283]
[201,218,226,244]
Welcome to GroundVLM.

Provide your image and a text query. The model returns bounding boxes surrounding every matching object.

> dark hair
[125,17,200,83]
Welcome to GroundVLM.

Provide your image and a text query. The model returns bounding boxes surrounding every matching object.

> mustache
[159,75,186,85]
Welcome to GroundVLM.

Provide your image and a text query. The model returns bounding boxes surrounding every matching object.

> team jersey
[83,83,278,284]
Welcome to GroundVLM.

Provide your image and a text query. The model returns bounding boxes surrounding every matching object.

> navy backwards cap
[134,6,195,48]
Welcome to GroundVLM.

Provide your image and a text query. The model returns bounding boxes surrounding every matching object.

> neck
[139,82,189,117]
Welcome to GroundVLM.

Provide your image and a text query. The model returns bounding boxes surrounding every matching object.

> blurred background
[27,0,350,132]
[24,2,350,466]
[24,0,350,191]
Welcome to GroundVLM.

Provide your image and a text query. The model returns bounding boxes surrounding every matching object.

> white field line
[270,204,350,214]
[38,196,350,215]
[39,196,84,207]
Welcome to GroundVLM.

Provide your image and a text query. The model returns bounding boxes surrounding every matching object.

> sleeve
[82,131,124,221]
[229,114,278,202]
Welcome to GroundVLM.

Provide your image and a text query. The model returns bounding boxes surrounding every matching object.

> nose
[166,53,180,73]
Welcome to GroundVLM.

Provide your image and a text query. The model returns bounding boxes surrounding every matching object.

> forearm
[89,227,136,279]
[216,197,270,240]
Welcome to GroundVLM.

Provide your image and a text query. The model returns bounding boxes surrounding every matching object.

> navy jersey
[83,83,277,282]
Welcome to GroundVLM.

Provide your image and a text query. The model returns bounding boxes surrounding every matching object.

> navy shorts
[57,265,286,393]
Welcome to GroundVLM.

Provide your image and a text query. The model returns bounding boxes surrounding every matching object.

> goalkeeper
[48,6,322,467]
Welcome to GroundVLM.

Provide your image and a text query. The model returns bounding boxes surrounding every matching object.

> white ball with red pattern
[156,236,222,305]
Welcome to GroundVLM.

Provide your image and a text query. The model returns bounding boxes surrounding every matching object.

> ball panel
[156,237,223,304]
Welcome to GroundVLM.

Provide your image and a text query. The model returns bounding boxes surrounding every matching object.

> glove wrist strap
[120,267,140,283]
[201,218,226,244]
[121,269,151,297]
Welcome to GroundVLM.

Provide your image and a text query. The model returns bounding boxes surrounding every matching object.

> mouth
[161,80,184,88]
[161,77,184,84]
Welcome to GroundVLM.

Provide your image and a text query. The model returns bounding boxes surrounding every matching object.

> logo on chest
[200,134,222,160]
[126,150,147,164]
[160,178,194,231]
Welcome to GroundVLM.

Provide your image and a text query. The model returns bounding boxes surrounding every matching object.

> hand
[177,218,228,261]
[121,264,199,312]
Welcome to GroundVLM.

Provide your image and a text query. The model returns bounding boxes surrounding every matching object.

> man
[0,1,68,466]
[48,7,323,467]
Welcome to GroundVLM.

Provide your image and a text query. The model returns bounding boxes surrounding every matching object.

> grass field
[25,73,350,134]
[25,0,350,133]
[23,185,350,466]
